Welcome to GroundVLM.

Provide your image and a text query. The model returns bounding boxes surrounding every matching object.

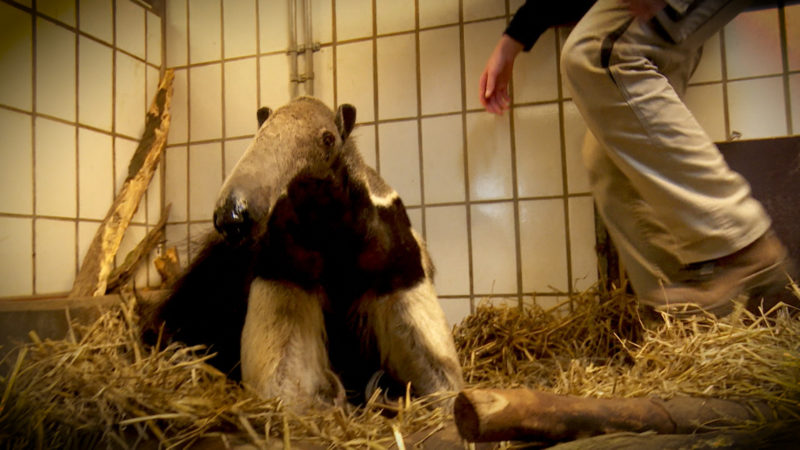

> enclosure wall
[1,0,799,325]
[0,0,164,297]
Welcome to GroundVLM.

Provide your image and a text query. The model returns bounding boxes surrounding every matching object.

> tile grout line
[778,2,793,135]
[554,26,575,307]
[30,0,37,295]
[184,0,192,257]
[413,0,426,242]
[504,0,524,309]
[73,0,80,284]
[456,0,476,311]
[371,0,380,175]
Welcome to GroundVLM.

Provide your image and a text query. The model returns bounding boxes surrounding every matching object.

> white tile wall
[788,4,800,72]
[724,8,783,80]
[462,0,504,22]
[336,0,372,41]
[189,142,223,222]
[513,103,562,198]
[310,0,333,44]
[258,0,289,52]
[0,109,33,215]
[189,0,222,64]
[463,19,506,111]
[336,40,375,122]
[418,0,459,28]
[353,124,377,169]
[376,0,415,35]
[0,2,33,111]
[376,34,417,119]
[421,114,465,203]
[147,12,163,66]
[471,202,517,295]
[224,58,259,138]
[166,0,188,67]
[35,219,76,294]
[685,83,726,142]
[223,0,258,58]
[513,28,559,104]
[378,120,421,205]
[38,0,76,26]
[165,146,189,223]
[115,52,147,138]
[0,0,163,296]
[168,69,189,144]
[78,128,113,220]
[80,0,113,43]
[426,205,469,296]
[791,74,800,133]
[260,53,292,109]
[313,46,335,107]
[562,101,590,194]
[36,18,76,121]
[6,0,791,310]
[568,196,598,292]
[0,217,33,297]
[465,112,513,201]
[79,36,113,131]
[224,138,252,178]
[727,76,787,139]
[189,63,223,141]
[689,33,722,84]
[419,26,462,115]
[35,118,76,218]
[116,0,146,59]
[519,199,567,293]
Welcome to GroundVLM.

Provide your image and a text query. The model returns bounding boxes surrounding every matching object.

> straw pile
[1,283,799,448]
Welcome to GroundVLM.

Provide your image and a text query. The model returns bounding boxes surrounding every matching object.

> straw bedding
[1,283,798,448]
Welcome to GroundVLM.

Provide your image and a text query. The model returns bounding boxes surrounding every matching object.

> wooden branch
[454,388,776,443]
[105,204,171,293]
[70,69,174,298]
[154,246,182,288]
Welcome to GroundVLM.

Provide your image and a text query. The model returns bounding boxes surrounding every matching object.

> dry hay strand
[3,282,799,447]
[0,293,452,449]
[455,282,800,425]
[454,286,646,388]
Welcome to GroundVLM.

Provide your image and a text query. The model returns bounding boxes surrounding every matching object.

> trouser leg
[562,0,772,301]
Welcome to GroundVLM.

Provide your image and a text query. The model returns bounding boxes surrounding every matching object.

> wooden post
[70,69,174,298]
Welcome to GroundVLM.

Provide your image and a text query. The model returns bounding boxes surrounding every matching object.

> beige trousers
[561,0,771,303]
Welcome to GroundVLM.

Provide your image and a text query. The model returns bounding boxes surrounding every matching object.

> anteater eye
[321,130,336,148]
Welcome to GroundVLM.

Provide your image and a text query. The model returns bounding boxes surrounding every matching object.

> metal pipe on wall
[288,0,299,99]
[303,0,314,96]
[287,0,315,98]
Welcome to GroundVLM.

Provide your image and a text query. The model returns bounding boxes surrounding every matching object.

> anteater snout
[214,193,251,242]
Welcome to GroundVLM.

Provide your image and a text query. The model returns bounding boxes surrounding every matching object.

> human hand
[479,34,523,115]
[622,0,667,21]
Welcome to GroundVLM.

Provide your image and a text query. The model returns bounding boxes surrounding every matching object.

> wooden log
[454,388,776,443]
[105,205,171,293]
[70,69,174,298]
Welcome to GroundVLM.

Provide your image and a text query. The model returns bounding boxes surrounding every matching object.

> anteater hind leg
[241,278,345,407]
[362,232,464,399]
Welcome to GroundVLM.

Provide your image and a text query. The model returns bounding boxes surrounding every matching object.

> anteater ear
[256,107,272,128]
[335,104,356,141]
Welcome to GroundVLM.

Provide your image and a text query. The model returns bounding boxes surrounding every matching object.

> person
[479,0,795,316]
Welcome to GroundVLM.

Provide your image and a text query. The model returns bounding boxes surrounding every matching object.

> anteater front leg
[241,278,344,407]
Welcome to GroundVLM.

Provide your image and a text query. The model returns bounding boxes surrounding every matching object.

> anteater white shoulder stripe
[369,190,399,208]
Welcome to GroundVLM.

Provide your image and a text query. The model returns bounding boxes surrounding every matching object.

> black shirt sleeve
[505,0,596,51]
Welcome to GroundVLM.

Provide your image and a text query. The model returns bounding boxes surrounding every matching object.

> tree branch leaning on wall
[70,69,174,298]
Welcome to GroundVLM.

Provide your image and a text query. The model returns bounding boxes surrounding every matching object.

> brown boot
[639,231,795,317]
